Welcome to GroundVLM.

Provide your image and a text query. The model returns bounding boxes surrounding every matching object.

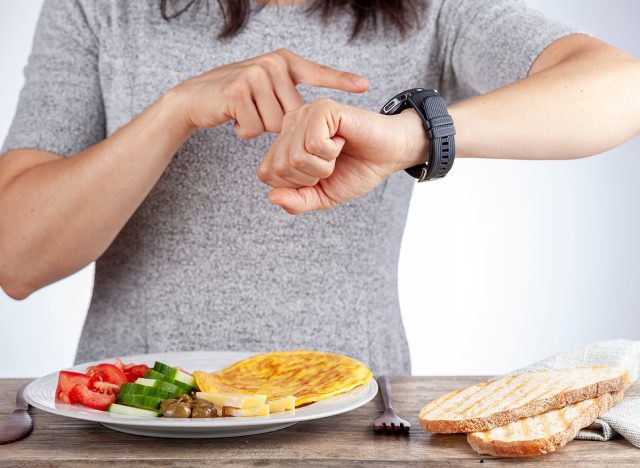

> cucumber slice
[153,361,196,387]
[134,377,183,395]
[144,370,194,393]
[116,393,164,411]
[118,382,175,400]
[107,403,160,417]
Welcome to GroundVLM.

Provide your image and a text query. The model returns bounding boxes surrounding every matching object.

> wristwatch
[380,88,456,182]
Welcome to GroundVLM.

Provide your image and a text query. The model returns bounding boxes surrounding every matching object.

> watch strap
[406,90,456,182]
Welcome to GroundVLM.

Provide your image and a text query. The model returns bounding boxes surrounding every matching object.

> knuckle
[235,128,251,140]
[273,157,288,176]
[282,110,297,126]
[299,103,313,116]
[305,138,323,155]
[319,161,335,179]
[289,151,305,169]
[265,121,282,133]
[274,48,293,59]
[244,64,267,81]
[256,165,269,183]
[262,52,287,70]
[235,124,263,140]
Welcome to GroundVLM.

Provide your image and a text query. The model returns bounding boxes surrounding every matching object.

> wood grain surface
[1,376,638,467]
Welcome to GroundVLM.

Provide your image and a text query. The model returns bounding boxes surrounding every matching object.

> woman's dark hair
[160,0,420,39]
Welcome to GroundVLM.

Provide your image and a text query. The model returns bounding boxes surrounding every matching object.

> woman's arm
[257,35,640,214]
[0,49,368,299]
[451,34,640,159]
[0,95,189,300]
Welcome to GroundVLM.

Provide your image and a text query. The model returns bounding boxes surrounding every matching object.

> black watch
[380,88,455,182]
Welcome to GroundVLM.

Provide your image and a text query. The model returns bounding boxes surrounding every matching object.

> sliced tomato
[88,371,120,395]
[86,363,127,386]
[114,358,125,371]
[123,364,149,382]
[55,371,90,404]
[92,380,120,395]
[70,384,115,411]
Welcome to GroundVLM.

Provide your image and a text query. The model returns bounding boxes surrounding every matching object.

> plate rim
[24,350,378,429]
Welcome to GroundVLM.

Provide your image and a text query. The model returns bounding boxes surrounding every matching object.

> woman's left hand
[257,99,429,214]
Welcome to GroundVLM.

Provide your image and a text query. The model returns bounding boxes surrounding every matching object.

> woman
[0,0,638,374]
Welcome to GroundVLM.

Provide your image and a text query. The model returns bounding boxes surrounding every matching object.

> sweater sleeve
[435,0,579,100]
[2,0,105,157]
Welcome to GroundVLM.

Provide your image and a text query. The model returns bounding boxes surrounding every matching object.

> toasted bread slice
[420,367,629,433]
[467,390,625,457]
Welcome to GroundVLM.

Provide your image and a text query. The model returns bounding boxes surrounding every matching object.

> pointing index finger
[285,52,369,93]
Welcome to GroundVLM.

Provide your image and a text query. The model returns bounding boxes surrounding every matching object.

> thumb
[268,186,335,215]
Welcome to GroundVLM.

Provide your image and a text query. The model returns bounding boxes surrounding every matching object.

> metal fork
[373,376,410,433]
[0,381,33,445]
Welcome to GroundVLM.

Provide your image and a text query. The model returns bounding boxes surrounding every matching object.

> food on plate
[191,398,218,418]
[467,390,624,457]
[54,350,372,419]
[419,366,630,433]
[55,359,149,410]
[267,395,296,413]
[419,366,630,458]
[152,361,196,387]
[55,371,91,404]
[122,364,151,382]
[116,394,165,411]
[69,380,116,411]
[195,392,267,409]
[108,361,195,415]
[144,370,195,393]
[134,377,184,396]
[224,405,270,417]
[107,403,160,417]
[194,350,372,407]
[159,394,219,418]
[161,394,219,418]
[118,382,178,400]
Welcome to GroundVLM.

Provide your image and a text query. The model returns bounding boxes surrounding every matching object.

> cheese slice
[224,404,270,417]
[268,396,296,413]
[196,392,267,409]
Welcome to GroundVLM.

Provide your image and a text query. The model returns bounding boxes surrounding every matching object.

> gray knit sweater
[3,0,573,374]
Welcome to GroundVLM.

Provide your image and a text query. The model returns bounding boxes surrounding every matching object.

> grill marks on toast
[467,391,625,457]
[419,367,630,433]
[457,376,522,417]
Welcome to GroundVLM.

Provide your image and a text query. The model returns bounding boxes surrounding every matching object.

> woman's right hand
[168,48,369,139]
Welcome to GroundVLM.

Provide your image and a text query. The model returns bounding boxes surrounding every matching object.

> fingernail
[352,76,368,87]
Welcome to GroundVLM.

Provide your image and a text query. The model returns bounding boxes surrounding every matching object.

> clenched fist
[257,99,429,214]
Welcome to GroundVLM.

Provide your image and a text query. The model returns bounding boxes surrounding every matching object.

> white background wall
[1,0,639,377]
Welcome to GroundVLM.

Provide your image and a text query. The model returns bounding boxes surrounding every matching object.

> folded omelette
[194,350,372,406]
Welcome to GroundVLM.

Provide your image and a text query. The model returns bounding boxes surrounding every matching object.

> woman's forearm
[0,92,193,299]
[0,49,367,298]
[449,35,640,159]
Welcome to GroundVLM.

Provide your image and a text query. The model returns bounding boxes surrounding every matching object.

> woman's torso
[76,0,448,374]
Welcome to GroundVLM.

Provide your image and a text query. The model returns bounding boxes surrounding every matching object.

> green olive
[192,398,213,408]
[159,399,177,414]
[191,405,218,418]
[162,401,192,418]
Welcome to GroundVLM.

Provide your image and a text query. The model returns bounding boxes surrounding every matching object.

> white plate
[24,351,378,438]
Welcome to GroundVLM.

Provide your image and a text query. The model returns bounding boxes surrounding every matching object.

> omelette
[194,350,372,406]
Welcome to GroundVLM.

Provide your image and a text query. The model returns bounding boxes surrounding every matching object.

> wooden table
[1,376,638,466]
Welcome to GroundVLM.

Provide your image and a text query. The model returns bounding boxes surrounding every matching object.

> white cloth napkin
[511,339,640,448]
